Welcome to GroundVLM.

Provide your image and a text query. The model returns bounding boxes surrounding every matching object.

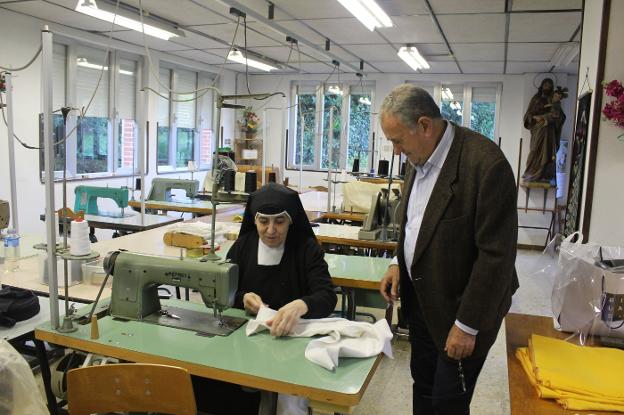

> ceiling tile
[273,0,354,20]
[277,20,327,45]
[167,49,227,65]
[193,21,283,48]
[340,44,399,61]
[298,62,337,73]
[377,15,443,43]
[507,42,560,61]
[372,60,460,74]
[377,0,428,15]
[438,14,506,43]
[430,0,505,14]
[109,30,190,52]
[122,0,230,26]
[460,62,504,74]
[511,0,582,11]
[506,61,553,74]
[302,18,386,44]
[509,12,581,43]
[451,43,505,60]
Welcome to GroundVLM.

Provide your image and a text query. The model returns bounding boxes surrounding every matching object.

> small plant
[602,80,624,141]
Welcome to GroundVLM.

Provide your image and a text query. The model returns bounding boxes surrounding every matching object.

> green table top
[36,299,380,405]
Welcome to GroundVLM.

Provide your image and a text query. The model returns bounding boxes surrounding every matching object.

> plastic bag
[0,339,49,415]
[551,232,624,341]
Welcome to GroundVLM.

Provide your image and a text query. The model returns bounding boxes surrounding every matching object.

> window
[288,82,373,171]
[408,82,501,141]
[40,41,142,181]
[156,66,214,173]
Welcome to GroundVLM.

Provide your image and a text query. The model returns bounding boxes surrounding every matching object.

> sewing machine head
[74,186,129,216]
[0,200,9,231]
[358,188,402,241]
[105,251,245,336]
[148,178,199,201]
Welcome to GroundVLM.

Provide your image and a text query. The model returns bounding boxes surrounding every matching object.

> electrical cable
[0,45,42,71]
[243,16,251,94]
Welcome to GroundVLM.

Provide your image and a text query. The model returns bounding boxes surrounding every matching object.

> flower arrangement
[240,107,260,138]
[602,80,624,141]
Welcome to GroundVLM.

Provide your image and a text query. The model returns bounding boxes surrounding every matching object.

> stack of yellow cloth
[516,334,624,412]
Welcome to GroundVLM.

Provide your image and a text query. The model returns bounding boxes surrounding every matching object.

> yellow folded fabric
[515,335,624,413]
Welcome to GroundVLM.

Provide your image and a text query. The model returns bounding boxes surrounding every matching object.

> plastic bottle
[3,229,20,272]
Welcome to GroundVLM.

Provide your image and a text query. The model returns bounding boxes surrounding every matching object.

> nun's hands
[266,299,308,337]
[243,292,264,315]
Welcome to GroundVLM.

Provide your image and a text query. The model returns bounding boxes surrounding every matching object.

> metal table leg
[34,339,58,415]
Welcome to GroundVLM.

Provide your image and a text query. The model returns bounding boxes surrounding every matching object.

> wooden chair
[67,363,196,415]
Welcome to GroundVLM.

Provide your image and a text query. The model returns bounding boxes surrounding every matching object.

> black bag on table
[0,287,40,328]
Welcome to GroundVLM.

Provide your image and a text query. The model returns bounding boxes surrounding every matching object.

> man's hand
[242,292,264,315]
[444,324,476,360]
[379,265,400,304]
[266,299,308,337]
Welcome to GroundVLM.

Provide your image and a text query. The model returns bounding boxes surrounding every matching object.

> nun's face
[255,214,289,248]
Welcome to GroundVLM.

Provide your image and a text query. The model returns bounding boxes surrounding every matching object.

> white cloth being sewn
[246,306,393,371]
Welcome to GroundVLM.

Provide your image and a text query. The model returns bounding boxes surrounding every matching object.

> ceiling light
[336,0,393,31]
[549,42,580,68]
[77,58,134,75]
[358,96,371,105]
[75,0,183,41]
[327,85,344,95]
[397,46,430,71]
[456,109,462,116]
[441,87,453,101]
[227,50,277,72]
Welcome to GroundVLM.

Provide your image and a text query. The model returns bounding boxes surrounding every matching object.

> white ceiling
[0,0,583,75]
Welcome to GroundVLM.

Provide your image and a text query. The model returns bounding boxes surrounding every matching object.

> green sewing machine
[104,250,247,336]
[147,178,199,202]
[74,186,129,217]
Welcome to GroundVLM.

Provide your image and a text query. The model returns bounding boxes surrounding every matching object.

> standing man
[379,84,518,414]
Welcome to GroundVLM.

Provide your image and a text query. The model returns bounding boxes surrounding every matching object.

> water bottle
[3,229,20,272]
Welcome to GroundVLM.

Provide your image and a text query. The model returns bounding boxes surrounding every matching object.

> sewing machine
[147,178,199,202]
[104,250,246,336]
[74,186,129,217]
[358,188,402,241]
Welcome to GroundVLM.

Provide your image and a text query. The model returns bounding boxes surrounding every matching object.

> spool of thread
[245,171,257,193]
[378,160,390,177]
[70,218,91,256]
[352,158,360,173]
[268,172,277,183]
[400,161,407,176]
[223,169,236,192]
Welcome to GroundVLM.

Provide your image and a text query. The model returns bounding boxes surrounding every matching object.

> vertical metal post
[326,106,334,212]
[262,109,267,187]
[42,27,59,329]
[5,73,19,233]
[299,114,304,192]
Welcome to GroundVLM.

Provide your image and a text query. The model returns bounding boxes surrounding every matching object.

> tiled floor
[29,249,556,415]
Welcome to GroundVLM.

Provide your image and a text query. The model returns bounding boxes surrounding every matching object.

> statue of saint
[522,78,566,183]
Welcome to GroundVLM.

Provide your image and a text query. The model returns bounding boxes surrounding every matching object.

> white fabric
[276,394,308,415]
[257,239,285,266]
[342,181,402,213]
[246,306,393,371]
[390,122,478,335]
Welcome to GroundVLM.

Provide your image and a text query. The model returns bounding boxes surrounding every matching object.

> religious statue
[522,78,566,183]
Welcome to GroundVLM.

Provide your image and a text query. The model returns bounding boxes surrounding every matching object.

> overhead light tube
[227,50,277,72]
[397,46,430,71]
[336,0,393,31]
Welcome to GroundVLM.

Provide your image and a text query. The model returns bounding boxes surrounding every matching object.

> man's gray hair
[380,84,441,129]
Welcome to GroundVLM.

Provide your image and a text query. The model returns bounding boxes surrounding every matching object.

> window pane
[295,94,316,166]
[157,126,170,166]
[199,129,212,167]
[39,114,67,173]
[77,117,109,174]
[117,58,137,171]
[440,84,463,125]
[117,119,136,169]
[348,94,371,172]
[175,69,196,129]
[470,87,497,140]
[176,128,195,168]
[76,46,109,174]
[321,91,343,169]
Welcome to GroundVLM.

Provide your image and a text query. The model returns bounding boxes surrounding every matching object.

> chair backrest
[67,363,196,415]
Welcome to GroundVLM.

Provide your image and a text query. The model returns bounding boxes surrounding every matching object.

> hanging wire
[0,46,42,71]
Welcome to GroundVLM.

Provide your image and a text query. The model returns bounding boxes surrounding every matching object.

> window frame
[39,40,145,182]
[287,81,374,172]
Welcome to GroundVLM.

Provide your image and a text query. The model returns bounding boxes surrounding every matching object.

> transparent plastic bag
[549,232,624,342]
[0,339,48,415]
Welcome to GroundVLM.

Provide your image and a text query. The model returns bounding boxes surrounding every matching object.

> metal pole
[262,109,266,187]
[5,73,19,233]
[138,117,146,225]
[42,26,59,329]
[210,94,222,254]
[326,106,333,213]
[299,114,304,192]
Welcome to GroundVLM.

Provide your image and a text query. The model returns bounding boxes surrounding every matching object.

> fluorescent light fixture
[450,101,461,111]
[227,50,277,72]
[327,85,344,95]
[397,46,430,71]
[75,0,183,41]
[456,109,462,116]
[336,0,393,31]
[441,87,453,101]
[550,42,580,68]
[77,58,134,75]
[358,96,371,105]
